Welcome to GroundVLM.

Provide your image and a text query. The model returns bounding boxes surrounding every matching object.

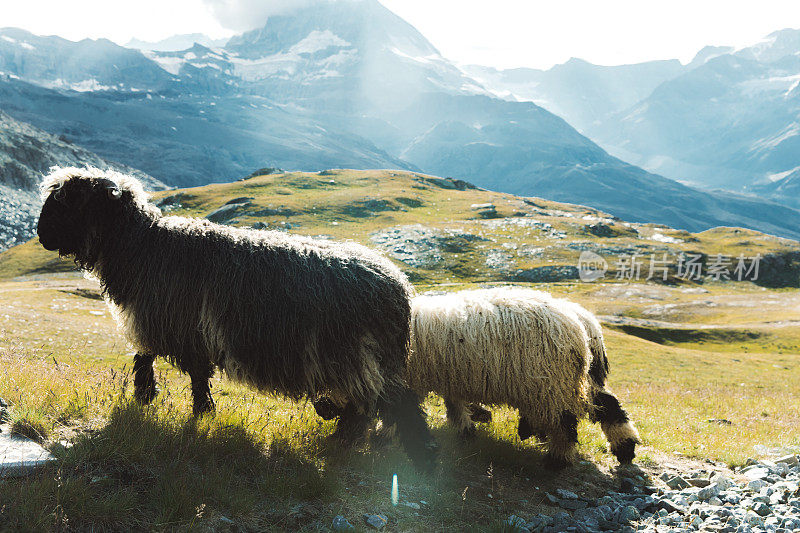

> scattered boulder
[371,225,488,269]
[207,203,244,224]
[224,196,252,206]
[253,206,299,217]
[363,513,388,530]
[471,203,501,219]
[414,175,479,191]
[514,266,579,283]
[244,167,281,179]
[0,423,56,477]
[331,515,354,531]
[156,193,190,212]
[342,198,400,218]
[586,222,615,237]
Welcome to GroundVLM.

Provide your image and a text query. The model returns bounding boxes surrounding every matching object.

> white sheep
[407,286,639,465]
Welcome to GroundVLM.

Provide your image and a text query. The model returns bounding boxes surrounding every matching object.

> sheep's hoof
[458,424,477,440]
[134,384,159,405]
[611,438,637,464]
[469,405,492,424]
[313,397,343,421]
[192,397,216,417]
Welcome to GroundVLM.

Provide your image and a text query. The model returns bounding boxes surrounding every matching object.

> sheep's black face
[37,178,121,257]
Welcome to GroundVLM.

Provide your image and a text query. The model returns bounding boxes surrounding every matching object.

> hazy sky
[3,0,800,69]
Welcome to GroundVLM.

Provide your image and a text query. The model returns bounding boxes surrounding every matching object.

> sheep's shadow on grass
[0,397,650,531]
[428,422,652,502]
[1,401,339,531]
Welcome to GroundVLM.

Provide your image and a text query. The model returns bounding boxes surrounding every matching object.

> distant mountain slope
[390,94,800,240]
[0,3,799,241]
[0,27,174,92]
[753,168,800,209]
[586,29,800,204]
[0,76,415,187]
[462,58,684,134]
[0,110,166,250]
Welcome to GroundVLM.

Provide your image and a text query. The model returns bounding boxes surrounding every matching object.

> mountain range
[467,29,800,210]
[1,0,800,241]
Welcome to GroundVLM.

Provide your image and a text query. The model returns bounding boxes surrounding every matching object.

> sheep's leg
[592,389,640,464]
[376,383,439,473]
[517,415,549,442]
[543,411,579,469]
[468,403,492,424]
[189,365,215,417]
[332,400,372,445]
[133,352,158,405]
[445,398,475,439]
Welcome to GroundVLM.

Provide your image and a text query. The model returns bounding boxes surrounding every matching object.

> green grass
[1,277,799,530]
[3,169,799,286]
[0,169,799,530]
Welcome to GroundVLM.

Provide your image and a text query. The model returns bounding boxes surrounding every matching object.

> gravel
[504,453,800,533]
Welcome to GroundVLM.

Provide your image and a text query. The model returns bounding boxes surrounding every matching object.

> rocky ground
[498,454,800,533]
[0,185,38,251]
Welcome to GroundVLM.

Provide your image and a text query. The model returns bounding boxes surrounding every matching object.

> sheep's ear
[98,178,122,200]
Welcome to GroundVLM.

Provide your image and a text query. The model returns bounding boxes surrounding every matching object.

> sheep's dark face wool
[38,175,121,261]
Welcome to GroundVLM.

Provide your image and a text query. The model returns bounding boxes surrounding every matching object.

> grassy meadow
[0,170,798,531]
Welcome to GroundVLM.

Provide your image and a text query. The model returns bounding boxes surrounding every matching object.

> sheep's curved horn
[97,178,122,199]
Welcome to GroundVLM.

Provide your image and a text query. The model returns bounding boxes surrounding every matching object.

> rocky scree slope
[0,109,166,251]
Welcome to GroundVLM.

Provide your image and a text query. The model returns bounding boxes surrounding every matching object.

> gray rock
[711,474,735,491]
[775,455,799,467]
[745,510,765,527]
[658,499,687,515]
[507,515,530,532]
[0,424,56,477]
[617,505,640,523]
[331,515,354,531]
[524,516,548,532]
[363,513,388,530]
[556,488,579,500]
[515,266,580,282]
[666,476,691,490]
[207,203,244,223]
[559,499,588,510]
[743,467,771,481]
[586,222,615,237]
[688,515,704,529]
[698,482,722,501]
[752,502,771,516]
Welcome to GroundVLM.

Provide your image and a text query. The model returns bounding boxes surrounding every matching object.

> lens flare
[391,473,399,506]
